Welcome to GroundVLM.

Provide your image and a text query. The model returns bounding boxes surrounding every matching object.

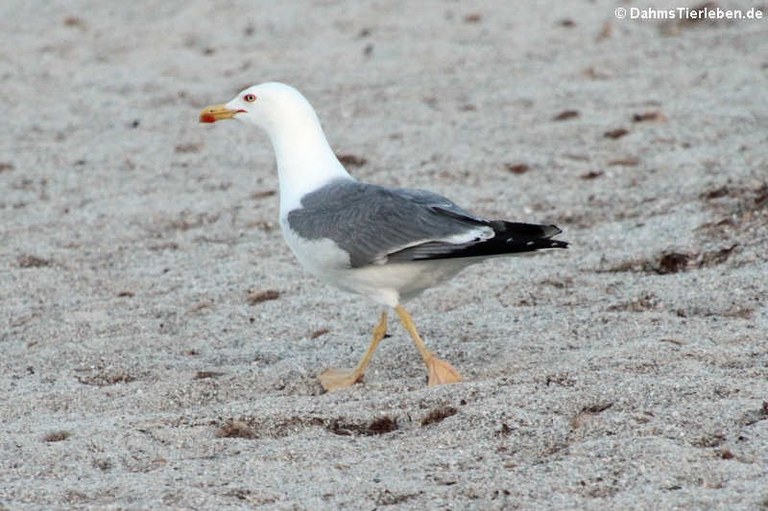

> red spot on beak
[200,113,216,123]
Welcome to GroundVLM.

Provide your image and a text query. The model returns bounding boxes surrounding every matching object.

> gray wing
[286,179,493,268]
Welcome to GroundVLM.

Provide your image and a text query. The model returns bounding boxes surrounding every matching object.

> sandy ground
[2,0,767,509]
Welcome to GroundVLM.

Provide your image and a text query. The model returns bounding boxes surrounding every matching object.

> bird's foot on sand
[426,356,462,386]
[318,368,364,392]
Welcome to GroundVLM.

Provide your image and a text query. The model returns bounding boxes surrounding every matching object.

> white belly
[280,219,470,307]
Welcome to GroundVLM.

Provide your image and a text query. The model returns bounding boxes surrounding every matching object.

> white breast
[280,216,350,274]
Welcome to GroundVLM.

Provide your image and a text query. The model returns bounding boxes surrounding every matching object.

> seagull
[199,83,568,391]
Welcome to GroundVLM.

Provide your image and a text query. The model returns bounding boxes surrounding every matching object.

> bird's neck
[268,113,353,216]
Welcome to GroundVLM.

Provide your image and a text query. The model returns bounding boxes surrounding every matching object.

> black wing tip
[388,221,568,262]
[542,224,563,238]
[498,221,568,253]
[548,239,569,249]
[543,224,568,248]
[537,225,568,250]
[509,237,568,251]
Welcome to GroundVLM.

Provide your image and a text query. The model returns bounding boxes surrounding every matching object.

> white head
[199,82,320,136]
[200,83,353,209]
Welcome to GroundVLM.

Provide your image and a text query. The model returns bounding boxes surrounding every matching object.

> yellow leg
[318,311,388,391]
[394,305,462,386]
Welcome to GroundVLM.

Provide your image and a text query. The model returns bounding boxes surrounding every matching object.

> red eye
[243,94,257,102]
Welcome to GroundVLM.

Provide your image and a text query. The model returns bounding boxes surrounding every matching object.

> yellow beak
[199,104,239,123]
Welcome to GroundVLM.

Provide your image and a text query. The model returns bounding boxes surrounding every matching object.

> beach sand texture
[1,1,767,509]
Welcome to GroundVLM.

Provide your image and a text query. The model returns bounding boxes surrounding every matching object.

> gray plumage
[286,178,567,268]
[286,179,490,267]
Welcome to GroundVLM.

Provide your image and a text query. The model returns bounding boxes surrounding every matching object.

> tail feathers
[388,221,569,262]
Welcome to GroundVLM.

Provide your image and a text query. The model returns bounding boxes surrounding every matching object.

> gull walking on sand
[200,83,568,391]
